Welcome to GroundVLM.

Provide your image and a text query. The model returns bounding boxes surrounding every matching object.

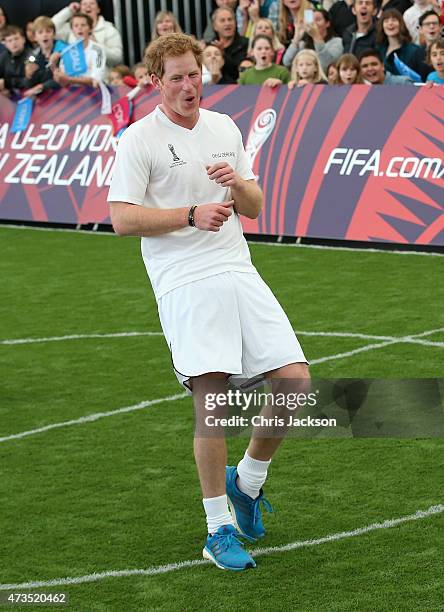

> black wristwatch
[188,205,197,227]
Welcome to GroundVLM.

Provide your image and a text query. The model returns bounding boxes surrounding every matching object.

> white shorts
[157,271,307,390]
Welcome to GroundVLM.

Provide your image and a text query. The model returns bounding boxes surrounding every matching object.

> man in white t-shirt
[53,12,107,88]
[108,33,309,572]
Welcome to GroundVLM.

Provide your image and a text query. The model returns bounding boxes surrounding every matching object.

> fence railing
[112,0,213,66]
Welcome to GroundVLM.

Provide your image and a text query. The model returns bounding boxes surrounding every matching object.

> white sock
[203,494,234,534]
[237,451,271,500]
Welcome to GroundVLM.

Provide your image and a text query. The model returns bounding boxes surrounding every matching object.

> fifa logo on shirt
[168,144,180,162]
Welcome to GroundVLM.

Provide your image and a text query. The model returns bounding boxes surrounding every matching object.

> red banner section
[0,85,443,245]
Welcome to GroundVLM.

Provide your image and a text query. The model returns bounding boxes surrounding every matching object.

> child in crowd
[52,0,123,66]
[53,12,107,88]
[239,33,290,85]
[288,49,327,87]
[426,39,444,84]
[202,44,235,84]
[0,25,34,95]
[151,10,182,41]
[326,61,338,84]
[248,17,285,63]
[108,64,131,85]
[133,62,151,87]
[22,16,68,98]
[335,53,363,83]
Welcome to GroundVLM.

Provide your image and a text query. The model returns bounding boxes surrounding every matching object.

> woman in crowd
[239,33,290,85]
[278,0,313,46]
[52,0,123,66]
[288,48,327,87]
[426,39,444,84]
[248,17,285,63]
[151,10,182,41]
[376,9,428,81]
[238,0,280,36]
[202,43,236,84]
[335,53,364,83]
[282,9,343,73]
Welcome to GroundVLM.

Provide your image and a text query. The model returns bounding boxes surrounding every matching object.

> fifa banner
[0,85,443,246]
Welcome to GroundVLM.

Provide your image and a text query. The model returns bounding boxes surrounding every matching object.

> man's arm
[206,163,263,219]
[110,201,235,237]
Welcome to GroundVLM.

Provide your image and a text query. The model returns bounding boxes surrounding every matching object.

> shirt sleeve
[107,128,152,205]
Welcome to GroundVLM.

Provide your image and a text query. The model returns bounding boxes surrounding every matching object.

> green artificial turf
[0,226,443,611]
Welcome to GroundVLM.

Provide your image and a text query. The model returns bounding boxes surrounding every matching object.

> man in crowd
[403,0,439,43]
[53,12,106,88]
[342,0,378,57]
[359,47,414,83]
[108,33,308,572]
[0,25,34,95]
[418,10,442,51]
[211,7,248,81]
[203,0,240,42]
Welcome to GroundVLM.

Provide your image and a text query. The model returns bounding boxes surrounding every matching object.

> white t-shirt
[107,106,257,299]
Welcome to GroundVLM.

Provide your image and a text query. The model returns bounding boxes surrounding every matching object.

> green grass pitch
[0,226,443,611]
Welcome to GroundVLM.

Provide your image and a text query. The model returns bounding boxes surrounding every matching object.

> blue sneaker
[203,525,256,571]
[226,466,273,541]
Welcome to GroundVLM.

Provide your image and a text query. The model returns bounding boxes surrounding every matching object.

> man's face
[4,33,26,55]
[72,17,92,40]
[213,9,236,39]
[360,55,385,83]
[420,16,441,44]
[153,51,202,125]
[353,0,376,26]
[34,27,55,48]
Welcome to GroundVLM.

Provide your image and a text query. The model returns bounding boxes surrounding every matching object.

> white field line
[0,394,187,443]
[1,223,443,257]
[2,327,444,347]
[310,340,400,365]
[0,504,442,590]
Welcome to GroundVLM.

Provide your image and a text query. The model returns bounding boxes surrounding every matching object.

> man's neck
[220,34,234,47]
[357,21,371,33]
[159,104,199,130]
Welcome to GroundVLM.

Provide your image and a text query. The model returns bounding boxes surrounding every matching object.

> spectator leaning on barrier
[52,0,123,67]
[0,25,34,96]
[403,0,438,44]
[53,12,107,88]
[151,10,183,42]
[335,51,364,81]
[283,9,343,72]
[376,9,430,81]
[108,64,131,85]
[239,33,290,83]
[132,62,151,87]
[418,10,442,50]
[203,0,240,43]
[342,0,377,57]
[22,16,68,98]
[326,60,338,82]
[328,0,355,38]
[211,7,249,81]
[426,38,444,83]
[248,18,285,63]
[288,48,327,86]
[359,47,414,82]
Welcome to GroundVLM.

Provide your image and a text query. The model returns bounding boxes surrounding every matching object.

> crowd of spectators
[0,0,442,100]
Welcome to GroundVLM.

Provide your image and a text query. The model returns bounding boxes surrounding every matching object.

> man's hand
[193,200,234,232]
[206,162,240,188]
[69,2,80,12]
